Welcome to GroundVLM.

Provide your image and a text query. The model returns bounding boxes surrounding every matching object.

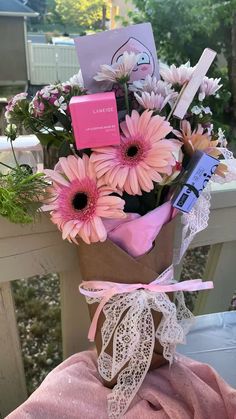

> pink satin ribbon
[79,265,214,342]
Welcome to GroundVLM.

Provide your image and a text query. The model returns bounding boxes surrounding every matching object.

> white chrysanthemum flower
[134,91,172,112]
[160,61,194,86]
[130,75,175,96]
[198,76,222,101]
[94,51,139,85]
[68,70,84,88]
[131,75,177,111]
[217,128,228,147]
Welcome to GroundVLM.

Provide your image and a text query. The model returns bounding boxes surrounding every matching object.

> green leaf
[35,133,67,152]
[58,140,72,157]
[53,109,72,131]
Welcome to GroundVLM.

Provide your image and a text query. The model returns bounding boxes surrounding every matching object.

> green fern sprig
[0,166,50,224]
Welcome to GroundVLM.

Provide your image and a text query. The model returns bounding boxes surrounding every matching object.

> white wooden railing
[0,182,236,417]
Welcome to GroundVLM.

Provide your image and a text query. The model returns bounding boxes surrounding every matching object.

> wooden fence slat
[194,241,236,314]
[0,282,27,417]
[0,243,79,283]
[190,207,236,247]
[0,231,61,258]
[60,265,91,358]
[0,213,55,239]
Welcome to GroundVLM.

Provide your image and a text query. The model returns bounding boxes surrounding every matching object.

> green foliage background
[128,0,236,141]
[27,0,109,33]
[55,0,109,30]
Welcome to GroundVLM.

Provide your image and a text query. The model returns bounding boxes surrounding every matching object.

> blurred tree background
[55,0,109,31]
[128,0,236,141]
[25,0,110,34]
[25,0,236,141]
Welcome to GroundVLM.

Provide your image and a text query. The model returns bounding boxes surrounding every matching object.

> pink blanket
[7,350,236,419]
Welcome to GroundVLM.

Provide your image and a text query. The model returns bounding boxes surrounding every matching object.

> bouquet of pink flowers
[3,24,236,419]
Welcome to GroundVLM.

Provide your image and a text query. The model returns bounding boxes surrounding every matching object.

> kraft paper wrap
[78,217,176,386]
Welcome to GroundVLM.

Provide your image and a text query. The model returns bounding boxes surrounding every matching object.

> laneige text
[92,107,114,114]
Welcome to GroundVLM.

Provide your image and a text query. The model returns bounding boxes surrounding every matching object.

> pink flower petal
[59,157,78,181]
[125,110,139,137]
[76,156,86,179]
[62,155,80,179]
[79,224,91,244]
[62,220,76,240]
[44,169,69,186]
[148,169,163,182]
[129,168,141,195]
[117,166,129,189]
[120,120,130,137]
[41,203,57,212]
[136,166,154,191]
[138,109,153,135]
[92,216,107,242]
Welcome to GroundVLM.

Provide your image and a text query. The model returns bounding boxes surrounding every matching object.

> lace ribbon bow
[79,265,213,419]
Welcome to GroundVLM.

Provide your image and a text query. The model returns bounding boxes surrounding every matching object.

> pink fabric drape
[104,201,174,258]
[7,350,236,419]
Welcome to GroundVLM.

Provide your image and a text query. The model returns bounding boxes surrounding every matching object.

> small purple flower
[54,96,67,111]
[40,85,59,105]
[61,84,72,94]
[48,96,58,105]
[30,92,45,117]
[5,92,28,122]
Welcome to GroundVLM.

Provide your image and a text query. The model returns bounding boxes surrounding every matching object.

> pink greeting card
[75,23,159,93]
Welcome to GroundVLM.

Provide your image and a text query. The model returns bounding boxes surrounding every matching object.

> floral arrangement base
[78,217,178,383]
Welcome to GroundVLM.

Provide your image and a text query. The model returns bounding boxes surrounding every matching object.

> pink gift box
[69,92,120,149]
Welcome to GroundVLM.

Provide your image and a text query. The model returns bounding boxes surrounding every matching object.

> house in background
[0,0,135,90]
[0,0,38,86]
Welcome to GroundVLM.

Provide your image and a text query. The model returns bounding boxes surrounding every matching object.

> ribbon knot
[79,264,213,342]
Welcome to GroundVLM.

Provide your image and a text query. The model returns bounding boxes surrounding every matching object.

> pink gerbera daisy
[43,155,126,244]
[91,110,179,195]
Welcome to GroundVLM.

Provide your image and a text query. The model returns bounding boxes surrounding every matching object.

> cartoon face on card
[75,23,159,93]
[111,37,155,83]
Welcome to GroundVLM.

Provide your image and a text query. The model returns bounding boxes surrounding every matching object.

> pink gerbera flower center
[58,178,99,223]
[72,192,88,210]
[120,137,149,167]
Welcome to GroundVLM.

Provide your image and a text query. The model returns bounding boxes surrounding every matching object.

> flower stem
[10,139,19,167]
[0,161,15,170]
[167,82,187,121]
[156,185,164,207]
[71,145,78,157]
[123,83,130,115]
[21,108,63,138]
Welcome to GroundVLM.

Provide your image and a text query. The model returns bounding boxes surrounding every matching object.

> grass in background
[12,273,62,394]
[0,86,26,100]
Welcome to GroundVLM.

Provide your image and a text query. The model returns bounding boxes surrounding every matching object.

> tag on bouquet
[75,23,159,93]
[173,48,217,119]
[172,151,219,213]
